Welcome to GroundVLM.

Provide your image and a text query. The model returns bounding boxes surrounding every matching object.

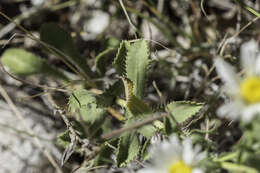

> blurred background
[0,0,259,172]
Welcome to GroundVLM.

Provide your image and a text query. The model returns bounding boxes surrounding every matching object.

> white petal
[192,168,204,173]
[192,145,206,164]
[168,135,182,155]
[149,136,180,167]
[240,39,258,75]
[217,101,244,120]
[242,103,260,122]
[169,135,180,146]
[214,58,239,91]
[183,138,194,165]
[255,53,260,75]
[138,168,165,173]
[143,134,205,172]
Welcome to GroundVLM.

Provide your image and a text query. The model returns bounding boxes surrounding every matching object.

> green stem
[220,162,258,173]
[235,0,260,17]
[213,151,239,162]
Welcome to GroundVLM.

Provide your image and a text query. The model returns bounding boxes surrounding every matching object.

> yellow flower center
[169,160,191,173]
[240,76,260,104]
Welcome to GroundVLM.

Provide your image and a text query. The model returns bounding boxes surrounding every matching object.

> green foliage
[95,38,120,75]
[57,130,71,148]
[113,41,130,76]
[121,77,152,117]
[57,120,86,148]
[95,48,115,75]
[164,101,204,135]
[68,89,106,123]
[127,95,152,117]
[115,77,157,165]
[141,138,151,160]
[96,80,124,107]
[126,39,149,99]
[166,101,204,124]
[112,41,163,166]
[1,48,67,80]
[93,139,117,166]
[164,115,177,135]
[3,1,260,172]
[138,124,157,139]
[116,133,140,167]
[40,23,93,77]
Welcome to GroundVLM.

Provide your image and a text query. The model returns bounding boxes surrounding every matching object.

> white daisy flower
[215,39,260,122]
[138,135,205,173]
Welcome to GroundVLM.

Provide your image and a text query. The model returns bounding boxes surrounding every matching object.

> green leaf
[106,37,120,48]
[57,130,70,148]
[125,115,157,139]
[121,77,152,118]
[166,101,204,124]
[96,80,124,107]
[141,138,151,161]
[40,23,93,77]
[68,89,106,123]
[220,162,258,173]
[127,95,152,117]
[126,39,149,99]
[95,38,120,76]
[68,89,95,112]
[164,116,177,135]
[80,104,106,123]
[138,124,157,139]
[57,120,85,148]
[116,133,140,167]
[113,41,130,76]
[95,48,115,75]
[94,139,117,166]
[1,48,67,80]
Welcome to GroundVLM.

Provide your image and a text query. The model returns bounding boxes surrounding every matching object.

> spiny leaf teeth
[121,77,134,103]
[113,40,130,76]
[126,39,150,99]
[166,101,204,124]
[121,77,152,118]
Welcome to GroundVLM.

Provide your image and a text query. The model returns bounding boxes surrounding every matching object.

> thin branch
[118,0,138,38]
[101,113,168,140]
[0,12,94,85]
[0,61,70,93]
[219,16,260,56]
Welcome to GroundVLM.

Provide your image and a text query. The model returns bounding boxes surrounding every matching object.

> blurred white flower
[31,0,44,6]
[138,135,205,173]
[215,39,260,122]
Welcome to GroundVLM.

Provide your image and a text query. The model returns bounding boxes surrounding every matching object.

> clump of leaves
[2,27,204,168]
[65,39,205,167]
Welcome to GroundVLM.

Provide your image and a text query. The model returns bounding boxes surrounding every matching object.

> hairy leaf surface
[126,40,149,99]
